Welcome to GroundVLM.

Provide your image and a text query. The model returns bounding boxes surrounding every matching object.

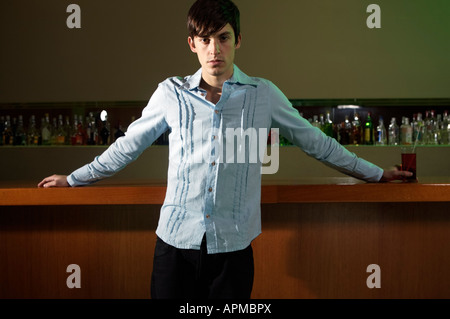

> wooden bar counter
[1,177,450,299]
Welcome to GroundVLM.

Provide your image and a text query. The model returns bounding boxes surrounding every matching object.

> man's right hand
[38,174,70,188]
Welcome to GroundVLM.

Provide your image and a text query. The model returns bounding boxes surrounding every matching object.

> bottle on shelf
[64,115,72,145]
[27,115,41,146]
[388,117,399,145]
[14,115,27,146]
[375,116,387,145]
[41,113,52,146]
[413,113,424,145]
[322,111,334,138]
[86,112,99,145]
[363,112,374,145]
[351,112,362,145]
[99,110,111,146]
[55,114,66,145]
[441,110,449,145]
[400,117,413,145]
[3,115,14,146]
[338,115,351,145]
[114,121,126,142]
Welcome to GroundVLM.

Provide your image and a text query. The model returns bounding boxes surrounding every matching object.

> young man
[38,0,411,299]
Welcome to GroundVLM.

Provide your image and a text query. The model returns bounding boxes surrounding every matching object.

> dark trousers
[151,235,254,299]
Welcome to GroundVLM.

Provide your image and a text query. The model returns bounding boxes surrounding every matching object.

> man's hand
[379,166,413,182]
[38,174,70,188]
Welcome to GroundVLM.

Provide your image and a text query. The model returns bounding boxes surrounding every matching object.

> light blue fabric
[67,65,383,253]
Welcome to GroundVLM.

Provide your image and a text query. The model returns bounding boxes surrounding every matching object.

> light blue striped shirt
[67,65,383,253]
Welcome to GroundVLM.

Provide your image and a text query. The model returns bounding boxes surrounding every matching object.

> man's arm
[267,81,412,183]
[37,82,170,188]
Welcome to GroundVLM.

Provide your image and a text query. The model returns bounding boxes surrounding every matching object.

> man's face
[188,23,241,83]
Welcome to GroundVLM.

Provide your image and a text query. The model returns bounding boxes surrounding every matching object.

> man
[38,0,411,299]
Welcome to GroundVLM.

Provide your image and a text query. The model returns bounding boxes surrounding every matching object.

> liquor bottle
[400,117,413,145]
[41,113,52,145]
[375,116,387,145]
[388,117,399,145]
[311,115,321,129]
[55,114,66,145]
[51,116,58,145]
[414,113,424,144]
[76,116,87,145]
[322,111,334,138]
[441,111,450,145]
[351,112,362,145]
[99,110,111,145]
[27,115,41,146]
[363,112,374,145]
[0,116,4,146]
[114,121,125,141]
[339,115,351,145]
[86,112,99,145]
[14,115,27,146]
[3,115,13,145]
[425,110,438,145]
[64,115,72,145]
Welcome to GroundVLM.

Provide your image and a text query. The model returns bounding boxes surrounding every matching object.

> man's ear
[235,33,242,49]
[188,37,197,53]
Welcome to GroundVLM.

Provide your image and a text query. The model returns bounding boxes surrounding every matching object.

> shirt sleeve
[268,81,383,182]
[67,83,169,186]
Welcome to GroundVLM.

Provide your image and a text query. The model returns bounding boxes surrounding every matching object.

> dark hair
[187,0,240,45]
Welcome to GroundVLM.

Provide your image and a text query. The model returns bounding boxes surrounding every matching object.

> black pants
[151,235,254,299]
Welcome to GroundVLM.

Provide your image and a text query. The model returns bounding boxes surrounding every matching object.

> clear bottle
[375,116,387,145]
[41,113,52,145]
[441,111,450,145]
[400,117,413,145]
[388,117,399,145]
[414,113,424,145]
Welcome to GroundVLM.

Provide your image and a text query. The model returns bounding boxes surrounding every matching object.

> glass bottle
[322,111,334,138]
[363,112,374,145]
[27,115,41,146]
[3,115,13,146]
[375,116,387,145]
[388,117,399,145]
[351,112,362,145]
[400,117,413,145]
[14,115,27,146]
[41,113,52,145]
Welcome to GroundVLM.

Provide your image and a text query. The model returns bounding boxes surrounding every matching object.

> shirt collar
[180,65,259,91]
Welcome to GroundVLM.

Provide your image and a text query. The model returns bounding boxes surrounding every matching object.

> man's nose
[209,40,220,54]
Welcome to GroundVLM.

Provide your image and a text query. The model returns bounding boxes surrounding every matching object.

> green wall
[1,0,449,103]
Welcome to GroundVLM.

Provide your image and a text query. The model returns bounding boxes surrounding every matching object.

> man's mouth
[208,59,224,65]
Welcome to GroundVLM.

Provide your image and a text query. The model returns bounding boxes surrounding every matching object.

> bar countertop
[1,177,450,206]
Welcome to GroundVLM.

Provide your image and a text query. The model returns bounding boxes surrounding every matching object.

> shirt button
[206,214,210,219]
[208,187,213,192]
[211,161,216,166]
[214,110,219,114]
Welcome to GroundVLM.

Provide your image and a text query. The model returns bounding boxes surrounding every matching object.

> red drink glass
[401,152,417,182]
